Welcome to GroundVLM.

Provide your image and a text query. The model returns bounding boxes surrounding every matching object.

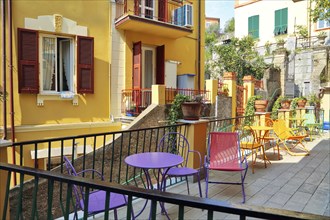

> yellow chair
[273,119,309,156]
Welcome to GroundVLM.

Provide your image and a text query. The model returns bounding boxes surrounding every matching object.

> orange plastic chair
[260,117,280,160]
[240,126,266,173]
[273,119,309,156]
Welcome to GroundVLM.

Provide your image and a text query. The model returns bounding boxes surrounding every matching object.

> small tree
[205,23,220,79]
[212,35,269,83]
[224,18,235,34]
[309,0,330,23]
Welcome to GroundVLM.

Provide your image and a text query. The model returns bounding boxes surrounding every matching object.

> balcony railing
[1,115,327,219]
[1,161,327,220]
[115,0,193,28]
[122,88,210,116]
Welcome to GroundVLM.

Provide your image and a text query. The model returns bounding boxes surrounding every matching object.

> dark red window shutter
[132,41,142,105]
[134,0,139,15]
[158,0,168,22]
[156,45,165,84]
[18,28,39,94]
[77,36,94,94]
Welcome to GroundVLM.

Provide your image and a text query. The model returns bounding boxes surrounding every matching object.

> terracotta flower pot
[181,102,202,120]
[297,99,307,108]
[254,100,268,112]
[281,100,291,109]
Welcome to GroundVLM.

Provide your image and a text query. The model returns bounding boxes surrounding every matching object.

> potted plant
[307,93,321,108]
[296,96,307,108]
[280,96,291,109]
[276,38,285,49]
[317,31,327,44]
[254,98,269,112]
[181,94,203,120]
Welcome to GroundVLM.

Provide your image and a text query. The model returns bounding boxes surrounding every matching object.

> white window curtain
[42,37,56,91]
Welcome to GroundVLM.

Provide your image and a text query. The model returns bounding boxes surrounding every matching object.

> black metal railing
[2,115,262,219]
[1,162,327,220]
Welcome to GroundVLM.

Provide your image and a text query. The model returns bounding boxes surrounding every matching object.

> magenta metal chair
[157,132,202,197]
[63,156,133,220]
[205,132,248,203]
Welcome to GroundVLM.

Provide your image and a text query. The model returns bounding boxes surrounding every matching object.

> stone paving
[89,132,330,219]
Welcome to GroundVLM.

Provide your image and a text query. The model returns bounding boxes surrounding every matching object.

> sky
[205,0,235,31]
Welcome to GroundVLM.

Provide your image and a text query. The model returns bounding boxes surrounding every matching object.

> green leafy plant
[276,38,285,44]
[213,35,269,83]
[221,85,229,96]
[167,94,190,126]
[264,41,272,56]
[307,93,321,106]
[243,95,262,125]
[296,25,308,38]
[317,31,327,37]
[271,96,284,120]
[290,97,299,117]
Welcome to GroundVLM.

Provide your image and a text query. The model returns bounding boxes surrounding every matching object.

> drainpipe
[8,0,14,143]
[8,0,16,181]
[2,0,7,140]
[197,0,201,91]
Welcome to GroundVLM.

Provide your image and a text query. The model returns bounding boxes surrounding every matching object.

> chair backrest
[207,132,242,167]
[273,119,292,140]
[63,156,84,210]
[240,126,258,144]
[303,113,316,125]
[157,132,190,167]
[265,117,274,127]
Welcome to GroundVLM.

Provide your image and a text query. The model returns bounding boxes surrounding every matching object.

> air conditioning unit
[173,4,193,28]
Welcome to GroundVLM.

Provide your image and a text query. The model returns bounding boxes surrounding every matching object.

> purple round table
[125,152,183,169]
[125,152,183,219]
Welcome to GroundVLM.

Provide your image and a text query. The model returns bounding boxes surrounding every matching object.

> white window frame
[139,0,155,19]
[39,34,75,95]
[141,46,156,89]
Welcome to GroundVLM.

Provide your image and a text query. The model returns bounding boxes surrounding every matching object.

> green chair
[303,113,322,141]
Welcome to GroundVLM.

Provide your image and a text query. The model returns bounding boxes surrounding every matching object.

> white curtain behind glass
[42,37,56,91]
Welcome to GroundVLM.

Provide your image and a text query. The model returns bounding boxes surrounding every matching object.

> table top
[249,126,273,131]
[125,152,184,169]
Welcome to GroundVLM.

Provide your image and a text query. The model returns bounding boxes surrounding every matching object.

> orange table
[249,126,274,163]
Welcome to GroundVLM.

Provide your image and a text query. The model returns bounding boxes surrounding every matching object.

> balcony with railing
[0,117,329,219]
[114,0,193,38]
[121,87,210,116]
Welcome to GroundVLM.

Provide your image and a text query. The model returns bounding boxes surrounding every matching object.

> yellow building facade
[0,0,205,165]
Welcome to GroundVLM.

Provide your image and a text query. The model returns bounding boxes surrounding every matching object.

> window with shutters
[18,28,94,105]
[274,8,288,36]
[248,15,259,39]
[40,34,74,94]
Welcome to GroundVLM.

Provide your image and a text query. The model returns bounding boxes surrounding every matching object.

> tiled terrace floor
[92,132,330,219]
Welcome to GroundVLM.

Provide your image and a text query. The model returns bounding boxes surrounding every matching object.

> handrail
[1,162,327,220]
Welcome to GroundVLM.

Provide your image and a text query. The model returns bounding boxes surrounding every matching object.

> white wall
[235,1,308,45]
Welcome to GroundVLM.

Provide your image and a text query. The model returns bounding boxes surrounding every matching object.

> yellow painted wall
[124,0,205,91]
[0,0,121,143]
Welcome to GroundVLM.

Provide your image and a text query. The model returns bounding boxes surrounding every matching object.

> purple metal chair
[157,132,202,197]
[63,156,133,219]
[205,132,248,203]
